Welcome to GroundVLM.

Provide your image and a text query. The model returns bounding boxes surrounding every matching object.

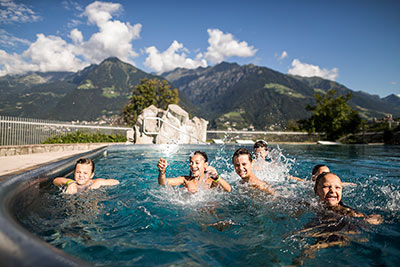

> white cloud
[288,59,339,81]
[0,0,41,24]
[22,34,87,72]
[0,29,30,47]
[0,1,142,76]
[69,28,83,44]
[144,40,207,74]
[0,49,38,75]
[80,1,141,64]
[205,29,257,64]
[62,0,83,12]
[279,50,288,60]
[83,1,121,26]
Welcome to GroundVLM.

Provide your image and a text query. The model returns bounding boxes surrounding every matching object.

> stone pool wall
[0,143,124,157]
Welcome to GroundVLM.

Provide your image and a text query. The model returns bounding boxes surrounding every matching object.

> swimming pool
[15,144,400,266]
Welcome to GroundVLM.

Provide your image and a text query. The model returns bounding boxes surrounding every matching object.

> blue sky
[0,0,399,97]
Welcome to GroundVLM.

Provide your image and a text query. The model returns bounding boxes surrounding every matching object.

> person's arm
[288,175,306,182]
[206,166,231,192]
[211,176,231,192]
[337,205,383,225]
[90,178,120,189]
[363,214,384,225]
[157,158,185,186]
[65,182,78,194]
[53,177,78,194]
[253,180,274,194]
[53,177,73,186]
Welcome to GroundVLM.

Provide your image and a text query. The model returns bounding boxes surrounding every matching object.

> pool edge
[0,146,109,267]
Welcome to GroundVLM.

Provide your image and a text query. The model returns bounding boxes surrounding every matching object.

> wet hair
[253,140,268,150]
[75,158,95,173]
[312,164,328,175]
[232,148,253,163]
[190,151,208,162]
[314,172,340,194]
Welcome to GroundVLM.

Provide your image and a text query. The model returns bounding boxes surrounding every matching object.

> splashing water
[15,144,400,266]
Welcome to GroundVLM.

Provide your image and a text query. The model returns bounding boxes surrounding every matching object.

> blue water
[16,144,400,266]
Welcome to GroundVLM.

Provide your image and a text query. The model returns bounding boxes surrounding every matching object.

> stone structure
[133,104,208,144]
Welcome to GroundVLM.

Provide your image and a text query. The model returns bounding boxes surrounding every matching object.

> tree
[299,89,362,141]
[123,78,179,125]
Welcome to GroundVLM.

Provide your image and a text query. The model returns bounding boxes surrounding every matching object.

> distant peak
[102,57,123,64]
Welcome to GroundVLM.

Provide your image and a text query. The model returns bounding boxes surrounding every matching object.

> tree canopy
[123,78,179,125]
[299,89,362,141]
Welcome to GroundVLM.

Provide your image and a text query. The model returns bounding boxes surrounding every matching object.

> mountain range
[161,62,400,129]
[0,57,399,130]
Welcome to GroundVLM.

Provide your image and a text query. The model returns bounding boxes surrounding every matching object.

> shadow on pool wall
[0,146,108,267]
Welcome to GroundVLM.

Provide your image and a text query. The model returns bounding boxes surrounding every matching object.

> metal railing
[0,115,131,146]
[143,117,206,144]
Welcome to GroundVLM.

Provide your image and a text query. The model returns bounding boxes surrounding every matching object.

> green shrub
[42,130,127,144]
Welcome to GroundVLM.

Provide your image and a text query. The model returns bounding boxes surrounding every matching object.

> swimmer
[53,158,119,194]
[314,172,382,224]
[253,140,269,161]
[232,148,274,194]
[290,164,356,186]
[252,140,270,171]
[157,151,231,193]
[292,171,382,263]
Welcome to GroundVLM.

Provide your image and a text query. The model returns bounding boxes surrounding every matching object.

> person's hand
[65,182,78,194]
[206,166,219,181]
[157,158,167,173]
[365,214,383,225]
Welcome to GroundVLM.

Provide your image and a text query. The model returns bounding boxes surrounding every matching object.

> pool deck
[0,143,119,177]
[0,150,95,177]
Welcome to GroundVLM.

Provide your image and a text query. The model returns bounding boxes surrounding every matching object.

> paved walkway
[0,149,94,177]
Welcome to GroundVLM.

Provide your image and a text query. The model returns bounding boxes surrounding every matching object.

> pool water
[16,144,400,266]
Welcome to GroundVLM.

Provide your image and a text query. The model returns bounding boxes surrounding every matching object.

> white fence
[0,115,131,146]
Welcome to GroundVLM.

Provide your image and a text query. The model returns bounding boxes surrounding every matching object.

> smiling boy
[232,148,274,194]
[53,158,119,194]
[314,172,382,224]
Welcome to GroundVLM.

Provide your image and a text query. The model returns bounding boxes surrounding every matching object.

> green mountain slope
[162,62,400,130]
[0,57,193,121]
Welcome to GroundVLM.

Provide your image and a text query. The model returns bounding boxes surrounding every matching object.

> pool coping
[0,146,109,267]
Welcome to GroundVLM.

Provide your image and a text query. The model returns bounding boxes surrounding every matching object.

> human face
[312,166,330,181]
[316,174,342,207]
[233,154,253,179]
[189,154,207,178]
[74,163,94,186]
[254,147,268,160]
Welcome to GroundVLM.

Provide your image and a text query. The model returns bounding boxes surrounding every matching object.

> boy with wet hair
[232,148,274,194]
[53,158,119,194]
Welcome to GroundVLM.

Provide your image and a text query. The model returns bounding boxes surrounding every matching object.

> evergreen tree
[123,78,179,125]
[299,89,362,140]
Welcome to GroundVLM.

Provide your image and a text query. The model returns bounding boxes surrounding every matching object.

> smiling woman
[157,150,231,193]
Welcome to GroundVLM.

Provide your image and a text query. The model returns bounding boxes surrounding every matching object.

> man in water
[53,158,119,194]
